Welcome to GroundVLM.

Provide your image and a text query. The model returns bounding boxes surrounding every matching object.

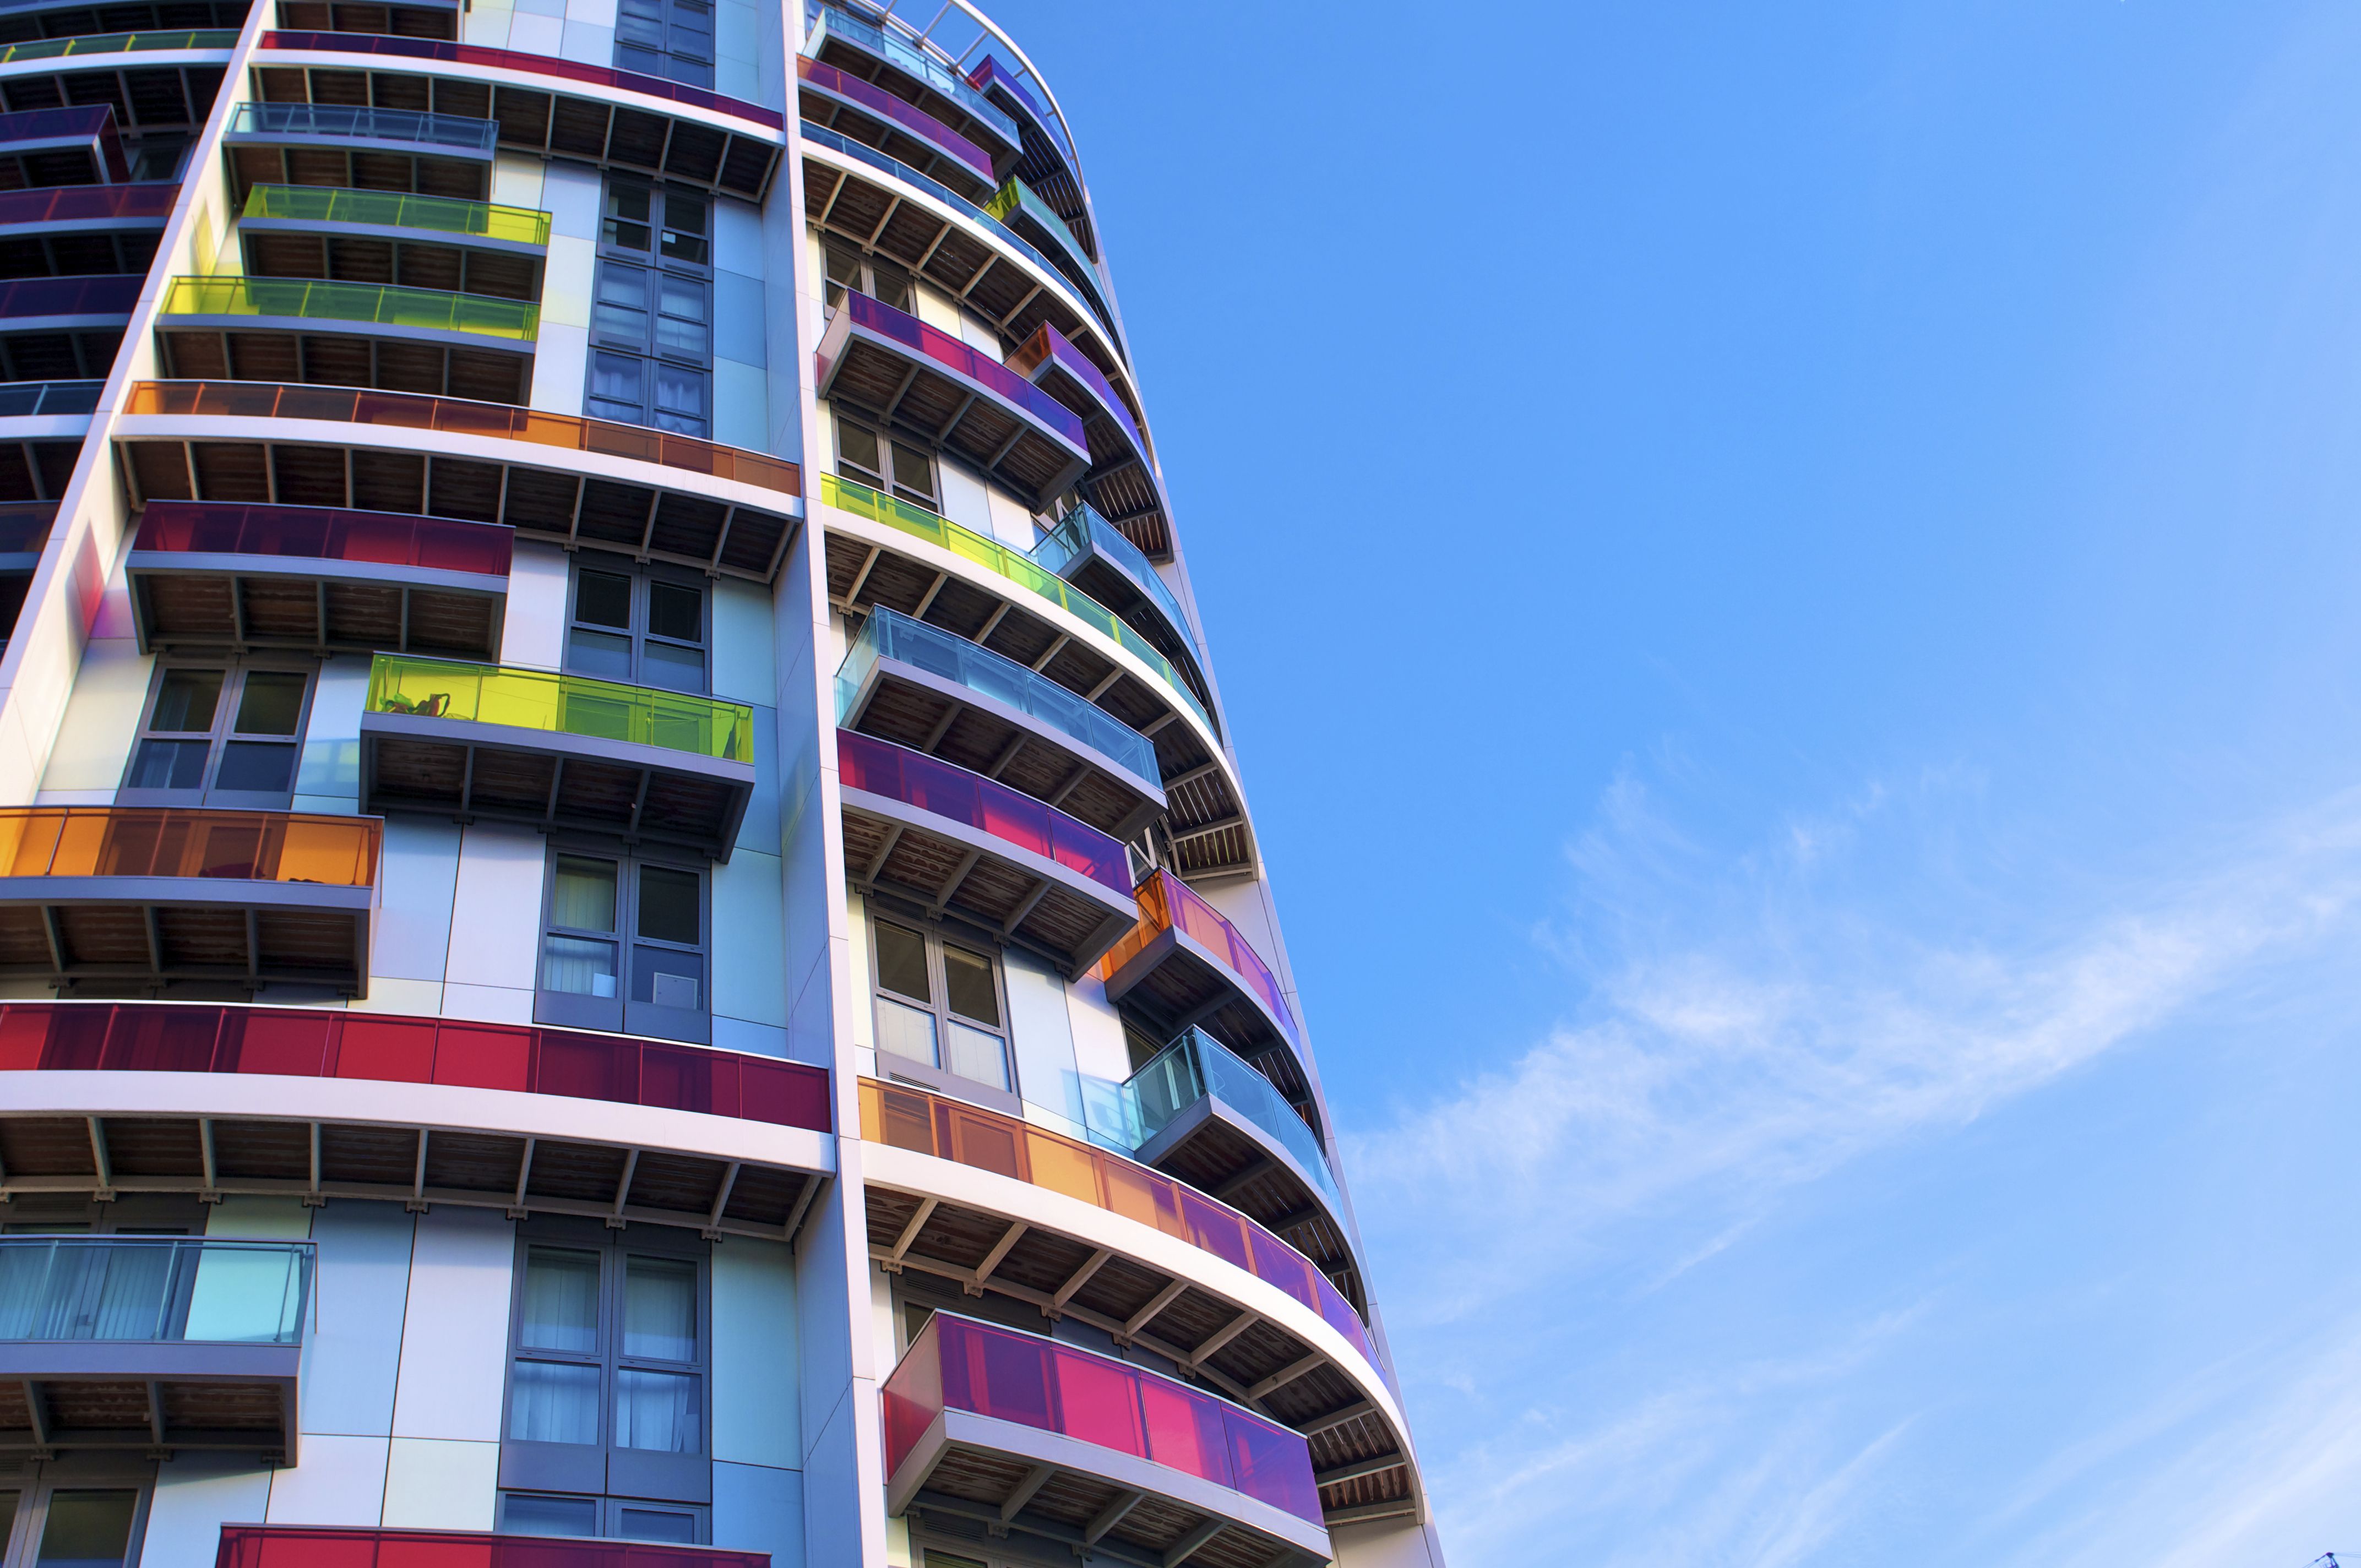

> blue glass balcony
[226,100,499,153]
[1032,503,1195,665]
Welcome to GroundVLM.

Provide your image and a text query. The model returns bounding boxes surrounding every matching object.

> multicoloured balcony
[798,54,996,199]
[0,0,243,44]
[156,275,540,407]
[0,32,222,136]
[1011,322,1174,562]
[837,729,1138,976]
[0,807,382,995]
[0,1236,311,1461]
[1103,869,1301,1068]
[817,289,1089,509]
[0,181,177,228]
[984,173,1098,301]
[239,184,551,303]
[217,1527,770,1568]
[224,100,498,202]
[835,606,1163,841]
[806,4,1019,164]
[0,104,126,184]
[360,654,758,859]
[115,381,799,583]
[884,1313,1330,1566]
[0,27,235,61]
[968,53,1095,262]
[127,500,513,658]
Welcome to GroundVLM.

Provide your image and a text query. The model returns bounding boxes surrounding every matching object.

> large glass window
[0,1476,151,1568]
[122,663,314,805]
[537,850,710,1044]
[871,914,1013,1100]
[820,243,911,317]
[500,1491,704,1542]
[613,0,712,87]
[835,414,938,511]
[587,181,712,437]
[564,564,708,693]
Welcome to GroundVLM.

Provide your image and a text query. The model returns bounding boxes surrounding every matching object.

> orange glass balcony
[1101,869,1302,1066]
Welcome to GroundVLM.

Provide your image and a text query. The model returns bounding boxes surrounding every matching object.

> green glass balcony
[241,184,553,248]
[159,275,540,341]
[0,29,234,61]
[360,655,758,859]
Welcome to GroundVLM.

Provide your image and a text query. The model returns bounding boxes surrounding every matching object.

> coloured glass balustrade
[835,606,1157,782]
[0,507,54,554]
[366,655,755,763]
[227,100,501,153]
[258,33,786,129]
[1008,322,1143,458]
[820,476,1212,737]
[0,183,176,225]
[0,28,233,59]
[0,1237,311,1346]
[0,380,101,417]
[0,1001,831,1130]
[1031,504,1192,650]
[0,274,139,319]
[0,807,380,888]
[0,105,127,181]
[137,501,514,575]
[799,55,993,181]
[862,1080,1375,1357]
[242,183,553,247]
[123,383,804,498]
[1102,870,1302,1050]
[836,290,1085,448]
[808,4,1019,146]
[161,276,541,340]
[836,729,1131,896]
[967,53,1075,166]
[986,176,1095,274]
[1101,1028,1339,1205]
[884,1312,1324,1527]
[217,1528,773,1568]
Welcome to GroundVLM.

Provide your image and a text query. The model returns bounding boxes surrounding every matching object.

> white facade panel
[714,1238,801,1467]
[391,1208,518,1442]
[263,1435,391,1525]
[374,819,462,984]
[382,1438,502,1531]
[300,1205,415,1438]
[443,823,547,998]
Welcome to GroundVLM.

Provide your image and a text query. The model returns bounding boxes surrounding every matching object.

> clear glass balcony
[160,276,540,340]
[0,28,234,59]
[0,1237,311,1346]
[835,605,1156,782]
[0,380,101,417]
[1111,1028,1337,1205]
[1031,503,1190,650]
[226,99,500,154]
[241,183,553,246]
[365,655,755,763]
[836,729,1131,897]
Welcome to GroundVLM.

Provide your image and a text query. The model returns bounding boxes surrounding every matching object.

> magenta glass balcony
[834,290,1085,450]
[0,1001,831,1131]
[216,1526,771,1568]
[837,729,1128,896]
[1009,320,1145,461]
[0,182,176,224]
[258,31,785,128]
[135,501,513,577]
[968,53,1073,165]
[0,105,128,182]
[1102,869,1301,1050]
[884,1314,1325,1544]
[0,273,140,319]
[798,54,992,181]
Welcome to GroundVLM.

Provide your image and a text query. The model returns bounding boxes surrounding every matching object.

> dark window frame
[0,1460,156,1568]
[613,0,713,88]
[833,411,938,511]
[118,657,318,809]
[867,906,1019,1113]
[563,561,711,694]
[497,1490,708,1542]
[534,842,714,1046]
[587,178,714,437]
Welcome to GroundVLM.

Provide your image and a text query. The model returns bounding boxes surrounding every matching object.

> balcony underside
[1045,546,1208,727]
[360,710,755,859]
[1036,393,1167,565]
[158,326,530,405]
[892,1408,1329,1568]
[817,328,1084,512]
[129,554,505,658]
[0,326,121,382]
[242,224,543,300]
[0,61,223,134]
[823,527,1251,878]
[1103,928,1305,1096]
[977,78,1094,262]
[117,434,796,583]
[0,137,111,188]
[228,137,489,201]
[0,880,373,996]
[0,1342,298,1460]
[864,1182,1412,1526]
[840,652,1162,842]
[1138,1101,1361,1321]
[251,65,780,199]
[0,437,75,502]
[803,154,1127,402]
[0,1108,818,1241]
[0,1,244,42]
[2,225,160,278]
[279,0,461,40]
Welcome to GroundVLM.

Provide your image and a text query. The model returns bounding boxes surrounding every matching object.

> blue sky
[981,2,2361,1562]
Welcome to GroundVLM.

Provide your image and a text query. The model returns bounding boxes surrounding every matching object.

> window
[820,243,911,316]
[0,1474,151,1568]
[613,0,711,87]
[835,415,937,511]
[537,850,709,1044]
[502,1223,709,1506]
[122,663,313,804]
[870,914,1013,1102]
[587,181,711,437]
[564,565,708,693]
[499,1493,704,1542]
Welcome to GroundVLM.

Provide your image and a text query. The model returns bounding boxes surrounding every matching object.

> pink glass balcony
[884,1313,1327,1559]
[798,55,993,184]
[0,182,175,225]
[216,1526,770,1568]
[838,729,1128,896]
[0,1001,830,1131]
[1101,869,1303,1061]
[135,500,513,577]
[831,290,1082,449]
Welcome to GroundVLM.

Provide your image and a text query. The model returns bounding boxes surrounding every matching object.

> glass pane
[640,640,703,693]
[551,856,619,932]
[875,921,929,1002]
[128,738,208,790]
[574,570,632,629]
[35,1491,137,1568]
[873,267,912,312]
[502,1494,597,1537]
[519,1246,599,1352]
[653,363,708,416]
[508,1359,600,1445]
[622,1256,695,1360]
[588,351,645,408]
[541,935,618,998]
[647,581,701,643]
[614,1367,699,1451]
[566,628,634,680]
[942,946,999,1027]
[825,248,861,288]
[632,945,700,1010]
[212,741,297,793]
[945,1021,1009,1091]
[836,420,880,480]
[0,1492,17,1553]
[636,865,699,945]
[617,1508,698,1544]
[232,671,307,736]
[875,996,939,1068]
[149,668,222,732]
[657,274,705,323]
[890,442,935,502]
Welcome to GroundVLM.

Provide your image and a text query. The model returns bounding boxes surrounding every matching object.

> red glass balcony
[884,1313,1329,1561]
[216,1527,771,1568]
[798,55,994,193]
[815,290,1087,508]
[838,729,1138,972]
[1101,869,1303,1066]
[0,105,128,184]
[0,1001,830,1131]
[129,501,513,659]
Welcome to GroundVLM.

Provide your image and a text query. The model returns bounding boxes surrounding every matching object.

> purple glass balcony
[0,182,175,226]
[0,105,128,184]
[0,273,139,322]
[128,501,512,659]
[218,1527,772,1568]
[883,1313,1330,1561]
[967,53,1095,262]
[798,54,993,188]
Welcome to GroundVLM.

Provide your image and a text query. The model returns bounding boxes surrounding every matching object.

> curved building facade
[0,3,1441,1568]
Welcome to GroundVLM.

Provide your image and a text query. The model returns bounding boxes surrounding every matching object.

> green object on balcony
[366,655,756,764]
[242,184,554,247]
[160,276,540,341]
[984,176,1092,274]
